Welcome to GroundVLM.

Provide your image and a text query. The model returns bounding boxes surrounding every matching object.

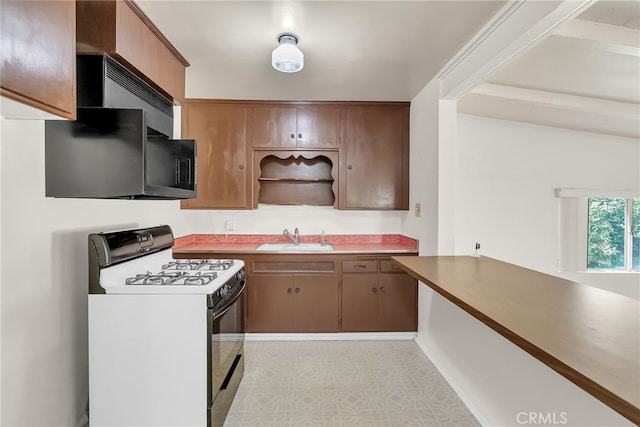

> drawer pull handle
[355,264,367,268]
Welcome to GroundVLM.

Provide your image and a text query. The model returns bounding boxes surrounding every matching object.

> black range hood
[45,55,196,200]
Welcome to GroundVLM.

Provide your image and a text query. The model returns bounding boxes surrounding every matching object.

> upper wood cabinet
[0,0,76,119]
[180,101,251,210]
[181,100,409,211]
[76,0,189,104]
[341,103,410,210]
[250,104,342,148]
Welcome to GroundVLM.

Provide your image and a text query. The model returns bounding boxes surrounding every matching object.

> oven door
[209,278,245,427]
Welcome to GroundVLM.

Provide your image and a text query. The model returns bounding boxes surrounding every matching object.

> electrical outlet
[225,220,235,232]
[415,202,422,217]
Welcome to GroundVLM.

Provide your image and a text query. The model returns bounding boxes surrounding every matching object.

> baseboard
[245,332,417,341]
[414,336,489,427]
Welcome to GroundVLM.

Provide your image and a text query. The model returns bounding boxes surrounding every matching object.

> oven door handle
[211,279,246,320]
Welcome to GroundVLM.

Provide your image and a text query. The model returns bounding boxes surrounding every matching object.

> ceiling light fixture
[272,32,304,73]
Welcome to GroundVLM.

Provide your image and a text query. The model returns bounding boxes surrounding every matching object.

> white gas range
[87,225,245,427]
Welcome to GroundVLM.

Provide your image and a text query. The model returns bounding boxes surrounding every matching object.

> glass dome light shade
[272,34,304,73]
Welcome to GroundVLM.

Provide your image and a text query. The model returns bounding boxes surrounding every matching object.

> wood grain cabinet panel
[247,274,295,332]
[291,274,339,332]
[341,257,417,332]
[378,273,417,332]
[76,0,188,104]
[341,273,379,332]
[250,104,342,148]
[0,0,76,119]
[247,273,339,333]
[295,105,342,148]
[180,101,250,209]
[342,104,409,210]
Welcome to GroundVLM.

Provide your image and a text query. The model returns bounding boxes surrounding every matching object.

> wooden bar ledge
[391,255,640,425]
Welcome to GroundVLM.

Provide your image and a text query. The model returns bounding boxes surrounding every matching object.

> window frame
[556,188,640,273]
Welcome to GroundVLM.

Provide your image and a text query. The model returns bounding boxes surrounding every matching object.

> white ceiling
[138,0,640,138]
[459,0,640,139]
[137,0,506,101]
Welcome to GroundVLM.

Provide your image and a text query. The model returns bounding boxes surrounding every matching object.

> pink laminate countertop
[173,234,418,254]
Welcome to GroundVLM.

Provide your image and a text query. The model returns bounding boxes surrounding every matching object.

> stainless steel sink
[256,243,333,252]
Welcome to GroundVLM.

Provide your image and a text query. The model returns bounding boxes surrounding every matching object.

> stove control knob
[219,285,230,297]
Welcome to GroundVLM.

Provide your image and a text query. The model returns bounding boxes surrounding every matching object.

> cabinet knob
[372,287,377,293]
[239,164,244,170]
[298,133,302,139]
[380,287,385,293]
[290,134,295,139]
[347,165,353,170]
[295,287,300,293]
[287,288,292,294]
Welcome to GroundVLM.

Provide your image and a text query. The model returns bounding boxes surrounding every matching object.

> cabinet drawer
[253,261,335,273]
[342,260,377,273]
[380,260,404,273]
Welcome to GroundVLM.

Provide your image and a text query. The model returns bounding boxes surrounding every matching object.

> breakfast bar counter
[391,255,640,424]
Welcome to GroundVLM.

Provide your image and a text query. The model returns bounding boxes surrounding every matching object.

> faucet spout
[283,228,300,245]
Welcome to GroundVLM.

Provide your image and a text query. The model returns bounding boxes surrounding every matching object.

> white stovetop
[99,249,244,295]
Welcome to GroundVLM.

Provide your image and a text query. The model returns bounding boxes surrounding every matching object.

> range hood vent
[103,57,173,117]
[77,55,174,137]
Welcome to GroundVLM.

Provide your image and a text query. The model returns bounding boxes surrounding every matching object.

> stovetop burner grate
[162,259,234,271]
[125,271,218,286]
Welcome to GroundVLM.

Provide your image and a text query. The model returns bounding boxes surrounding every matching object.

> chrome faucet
[283,228,299,245]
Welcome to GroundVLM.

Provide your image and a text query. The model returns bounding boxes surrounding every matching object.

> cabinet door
[181,102,249,209]
[0,0,76,119]
[247,274,294,332]
[251,105,297,148]
[379,273,417,332]
[76,0,187,104]
[296,105,341,148]
[292,274,339,332]
[341,274,379,332]
[343,105,409,209]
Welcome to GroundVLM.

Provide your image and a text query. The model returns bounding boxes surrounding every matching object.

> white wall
[405,98,636,426]
[455,114,640,298]
[0,117,403,426]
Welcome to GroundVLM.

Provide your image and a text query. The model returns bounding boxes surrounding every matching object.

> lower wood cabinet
[174,251,417,333]
[341,259,417,332]
[247,273,339,332]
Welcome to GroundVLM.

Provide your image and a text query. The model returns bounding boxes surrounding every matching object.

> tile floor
[224,340,480,426]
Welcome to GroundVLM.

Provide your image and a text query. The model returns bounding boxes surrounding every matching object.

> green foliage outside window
[587,197,640,270]
[633,198,640,270]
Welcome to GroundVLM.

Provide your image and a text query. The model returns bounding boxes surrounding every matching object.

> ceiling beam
[437,0,597,100]
[471,83,640,119]
[553,18,640,48]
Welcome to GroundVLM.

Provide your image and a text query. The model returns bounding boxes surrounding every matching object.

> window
[556,189,639,273]
[587,198,639,271]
